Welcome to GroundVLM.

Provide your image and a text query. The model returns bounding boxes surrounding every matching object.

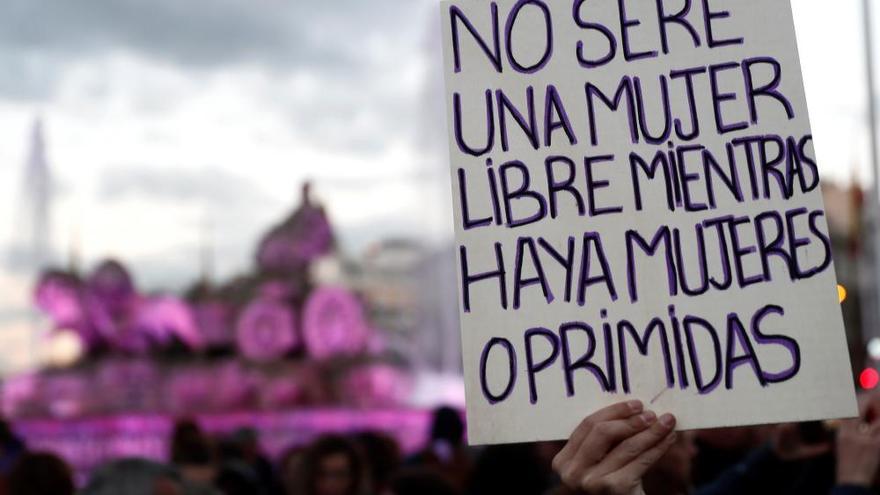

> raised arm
[552,401,676,495]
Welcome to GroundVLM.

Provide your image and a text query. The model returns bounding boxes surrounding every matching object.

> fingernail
[640,411,656,425]
[659,414,676,428]
[627,400,643,413]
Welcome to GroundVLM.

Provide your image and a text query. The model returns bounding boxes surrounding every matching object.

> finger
[595,413,676,476]
[572,411,657,468]
[554,401,643,469]
[607,431,678,486]
[571,401,645,444]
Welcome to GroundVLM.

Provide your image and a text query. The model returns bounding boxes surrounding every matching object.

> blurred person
[408,406,472,491]
[290,435,366,495]
[691,426,764,485]
[7,451,74,495]
[170,419,217,489]
[389,468,459,495]
[215,459,267,495]
[551,400,880,495]
[80,458,207,495]
[352,431,401,494]
[467,442,555,495]
[229,427,282,495]
[811,389,880,494]
[0,420,25,476]
[279,445,306,495]
[215,434,267,494]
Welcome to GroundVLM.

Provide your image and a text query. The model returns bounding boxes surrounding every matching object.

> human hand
[836,417,880,486]
[552,401,677,495]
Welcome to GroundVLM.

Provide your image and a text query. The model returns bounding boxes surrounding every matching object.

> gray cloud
[98,164,281,211]
[96,164,295,288]
[0,51,64,101]
[126,249,201,292]
[0,0,416,71]
[338,215,430,255]
[0,0,435,158]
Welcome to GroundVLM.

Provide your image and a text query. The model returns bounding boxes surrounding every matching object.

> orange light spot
[838,285,847,304]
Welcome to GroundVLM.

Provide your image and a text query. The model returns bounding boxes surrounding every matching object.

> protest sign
[440,0,858,444]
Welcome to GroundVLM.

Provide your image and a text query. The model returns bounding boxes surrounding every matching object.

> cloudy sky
[0,0,451,287]
[0,0,873,371]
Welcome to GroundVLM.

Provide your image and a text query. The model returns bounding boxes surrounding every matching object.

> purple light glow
[35,264,209,354]
[341,364,411,408]
[34,272,86,331]
[2,374,39,418]
[84,289,126,348]
[235,298,297,361]
[302,286,369,359]
[123,297,203,353]
[43,375,91,419]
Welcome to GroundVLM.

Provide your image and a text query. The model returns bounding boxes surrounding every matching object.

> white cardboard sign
[440,0,858,444]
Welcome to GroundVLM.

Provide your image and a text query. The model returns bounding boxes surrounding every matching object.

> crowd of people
[0,397,878,495]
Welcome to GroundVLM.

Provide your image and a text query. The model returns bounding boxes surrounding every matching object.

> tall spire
[22,116,52,270]
[198,213,214,286]
[68,222,81,275]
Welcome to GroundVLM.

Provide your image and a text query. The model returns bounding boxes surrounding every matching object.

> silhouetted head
[295,435,364,495]
[8,452,74,495]
[429,407,464,445]
[170,418,213,466]
[352,431,400,493]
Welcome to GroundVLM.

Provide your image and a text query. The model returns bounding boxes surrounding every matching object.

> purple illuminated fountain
[24,181,414,432]
[18,181,430,482]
